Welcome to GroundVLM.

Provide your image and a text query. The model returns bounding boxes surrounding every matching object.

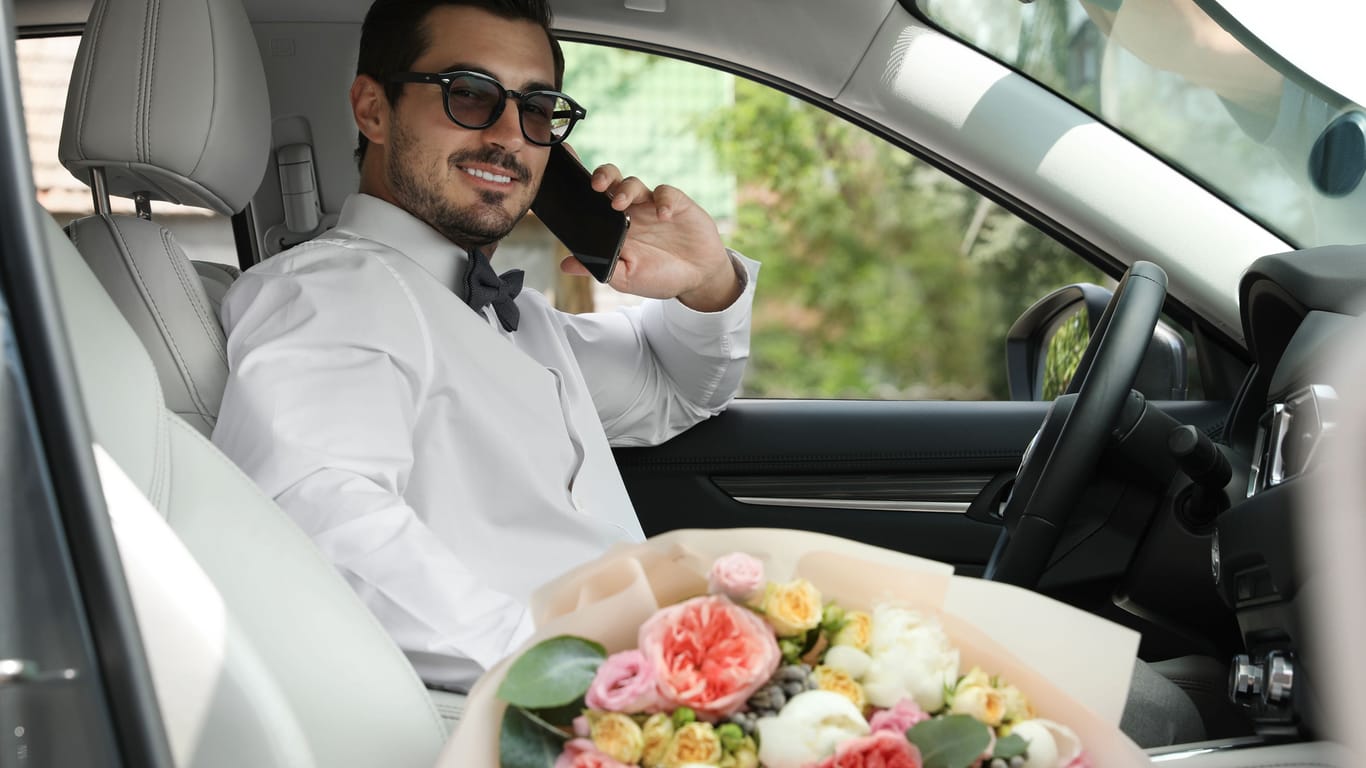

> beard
[385,120,535,248]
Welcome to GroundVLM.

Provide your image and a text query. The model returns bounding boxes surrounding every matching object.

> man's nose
[484,99,526,149]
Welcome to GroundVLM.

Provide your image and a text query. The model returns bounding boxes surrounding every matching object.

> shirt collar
[335,193,471,294]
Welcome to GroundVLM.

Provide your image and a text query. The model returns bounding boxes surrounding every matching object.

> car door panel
[615,398,1230,575]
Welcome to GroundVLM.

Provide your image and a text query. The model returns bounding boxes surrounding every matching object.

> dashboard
[1212,245,1366,735]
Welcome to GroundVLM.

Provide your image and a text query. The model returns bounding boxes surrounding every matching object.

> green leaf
[907,715,993,768]
[531,696,587,728]
[500,706,567,768]
[497,635,606,708]
[993,733,1028,759]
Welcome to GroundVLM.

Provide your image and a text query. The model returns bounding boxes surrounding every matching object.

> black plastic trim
[0,11,172,768]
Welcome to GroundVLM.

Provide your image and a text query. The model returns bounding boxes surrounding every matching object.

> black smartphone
[531,144,629,283]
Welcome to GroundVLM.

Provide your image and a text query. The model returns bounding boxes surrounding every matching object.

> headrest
[59,0,271,215]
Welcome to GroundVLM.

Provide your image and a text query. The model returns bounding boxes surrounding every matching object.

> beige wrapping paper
[444,528,1150,766]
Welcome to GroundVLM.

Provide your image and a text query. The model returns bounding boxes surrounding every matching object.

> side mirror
[1006,283,1188,402]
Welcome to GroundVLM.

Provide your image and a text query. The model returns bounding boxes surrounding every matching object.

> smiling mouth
[461,167,514,184]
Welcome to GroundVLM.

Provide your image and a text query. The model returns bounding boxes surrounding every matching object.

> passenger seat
[45,208,447,764]
[57,0,265,436]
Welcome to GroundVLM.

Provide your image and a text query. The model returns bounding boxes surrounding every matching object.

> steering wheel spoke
[987,262,1169,588]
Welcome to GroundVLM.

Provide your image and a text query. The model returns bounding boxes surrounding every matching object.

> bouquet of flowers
[445,529,1149,768]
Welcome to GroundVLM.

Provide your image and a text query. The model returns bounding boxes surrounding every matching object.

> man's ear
[351,74,390,148]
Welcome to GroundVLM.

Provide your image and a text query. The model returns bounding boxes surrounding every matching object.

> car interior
[0,0,1357,765]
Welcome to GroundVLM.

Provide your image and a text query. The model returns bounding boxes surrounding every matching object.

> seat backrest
[58,0,269,435]
[45,211,447,765]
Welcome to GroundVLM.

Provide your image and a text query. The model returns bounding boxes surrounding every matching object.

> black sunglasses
[388,70,586,146]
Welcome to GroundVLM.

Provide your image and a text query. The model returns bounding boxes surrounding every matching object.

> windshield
[916,0,1366,249]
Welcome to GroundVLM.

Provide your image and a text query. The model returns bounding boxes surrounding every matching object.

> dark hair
[354,0,566,165]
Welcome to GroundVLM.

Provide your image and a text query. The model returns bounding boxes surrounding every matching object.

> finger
[558,255,591,277]
[590,163,621,193]
[650,184,691,219]
[609,176,651,210]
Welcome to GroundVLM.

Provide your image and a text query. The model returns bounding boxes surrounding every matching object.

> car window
[553,43,1107,400]
[17,35,238,267]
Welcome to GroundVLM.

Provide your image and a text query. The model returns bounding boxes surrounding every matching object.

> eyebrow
[438,62,557,93]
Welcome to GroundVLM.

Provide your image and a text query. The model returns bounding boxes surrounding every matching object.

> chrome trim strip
[732,497,970,514]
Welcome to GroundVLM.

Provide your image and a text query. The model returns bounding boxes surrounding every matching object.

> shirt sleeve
[560,251,760,447]
[211,245,533,691]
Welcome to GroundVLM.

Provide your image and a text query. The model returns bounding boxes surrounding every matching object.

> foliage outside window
[563,45,1107,400]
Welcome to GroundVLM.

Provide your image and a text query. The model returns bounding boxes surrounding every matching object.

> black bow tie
[464,247,524,332]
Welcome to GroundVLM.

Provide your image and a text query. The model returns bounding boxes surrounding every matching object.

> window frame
[0,13,174,768]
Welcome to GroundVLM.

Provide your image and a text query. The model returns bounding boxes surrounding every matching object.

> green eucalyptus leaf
[532,696,588,728]
[500,706,567,768]
[497,635,606,708]
[993,733,1028,759]
[907,715,992,768]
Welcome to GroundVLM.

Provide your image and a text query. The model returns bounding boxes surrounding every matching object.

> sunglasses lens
[519,93,575,145]
[445,74,503,127]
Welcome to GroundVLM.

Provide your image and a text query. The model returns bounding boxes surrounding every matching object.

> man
[211,0,758,692]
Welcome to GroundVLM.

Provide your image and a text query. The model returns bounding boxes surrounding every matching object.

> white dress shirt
[212,193,758,690]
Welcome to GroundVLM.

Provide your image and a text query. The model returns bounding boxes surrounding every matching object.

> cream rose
[861,605,959,711]
[663,722,722,768]
[949,666,1005,727]
[590,712,644,764]
[762,579,824,636]
[833,610,873,650]
[641,713,674,768]
[755,690,870,768]
[813,665,868,711]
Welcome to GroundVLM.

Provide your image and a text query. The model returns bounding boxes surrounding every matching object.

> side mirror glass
[1007,283,1188,402]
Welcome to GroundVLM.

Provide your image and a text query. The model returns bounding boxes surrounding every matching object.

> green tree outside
[562,42,1105,400]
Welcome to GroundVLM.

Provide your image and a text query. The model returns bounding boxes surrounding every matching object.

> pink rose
[869,698,930,734]
[585,649,665,713]
[708,552,765,601]
[638,595,781,720]
[554,738,634,768]
[1066,752,1092,768]
[814,730,923,768]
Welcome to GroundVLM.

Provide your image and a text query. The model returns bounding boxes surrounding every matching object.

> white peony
[755,690,870,768]
[822,645,872,680]
[861,605,959,711]
[1011,719,1083,768]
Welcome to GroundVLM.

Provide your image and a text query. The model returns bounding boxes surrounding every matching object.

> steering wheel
[986,261,1168,588]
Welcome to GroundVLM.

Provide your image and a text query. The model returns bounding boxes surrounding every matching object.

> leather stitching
[73,0,110,164]
[188,0,218,181]
[163,229,228,364]
[107,217,214,418]
[136,0,152,161]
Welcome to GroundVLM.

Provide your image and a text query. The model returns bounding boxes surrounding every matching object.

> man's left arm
[559,165,759,445]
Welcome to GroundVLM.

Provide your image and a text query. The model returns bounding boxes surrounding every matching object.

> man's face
[381,6,556,248]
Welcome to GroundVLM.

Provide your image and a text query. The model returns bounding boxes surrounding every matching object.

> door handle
[0,659,78,688]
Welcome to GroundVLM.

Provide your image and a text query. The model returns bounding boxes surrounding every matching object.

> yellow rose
[591,712,645,764]
[641,713,675,768]
[663,722,723,768]
[813,665,868,711]
[833,610,873,650]
[763,579,823,636]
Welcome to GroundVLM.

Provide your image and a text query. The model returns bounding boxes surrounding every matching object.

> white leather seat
[46,210,448,765]
[58,0,267,436]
